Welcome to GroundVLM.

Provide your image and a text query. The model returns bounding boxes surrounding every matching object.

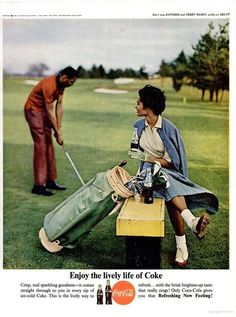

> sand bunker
[114,78,134,84]
[24,80,39,85]
[94,88,128,94]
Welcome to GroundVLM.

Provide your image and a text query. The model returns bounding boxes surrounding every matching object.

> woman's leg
[167,195,187,213]
[166,200,188,267]
[166,195,210,267]
[166,200,185,236]
[168,195,210,239]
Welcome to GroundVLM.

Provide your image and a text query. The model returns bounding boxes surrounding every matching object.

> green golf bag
[40,166,133,252]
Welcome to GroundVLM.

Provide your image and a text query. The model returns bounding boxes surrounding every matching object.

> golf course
[3,76,229,269]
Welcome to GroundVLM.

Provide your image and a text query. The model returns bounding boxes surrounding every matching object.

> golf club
[119,160,127,167]
[62,144,85,186]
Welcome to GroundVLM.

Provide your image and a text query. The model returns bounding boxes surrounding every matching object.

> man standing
[24,66,78,196]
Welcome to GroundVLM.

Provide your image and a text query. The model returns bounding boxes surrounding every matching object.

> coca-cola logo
[112,289,134,297]
[112,281,136,305]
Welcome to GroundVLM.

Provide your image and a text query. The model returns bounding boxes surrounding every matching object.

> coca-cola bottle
[143,168,153,204]
[130,127,139,149]
[105,280,112,304]
[97,284,103,304]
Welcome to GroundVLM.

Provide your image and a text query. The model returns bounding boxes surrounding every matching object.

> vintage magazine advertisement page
[0,0,235,316]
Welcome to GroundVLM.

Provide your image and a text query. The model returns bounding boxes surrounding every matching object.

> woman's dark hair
[139,85,166,115]
[59,66,78,78]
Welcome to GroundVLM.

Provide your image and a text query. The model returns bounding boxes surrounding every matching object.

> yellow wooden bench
[116,196,165,269]
[117,196,165,237]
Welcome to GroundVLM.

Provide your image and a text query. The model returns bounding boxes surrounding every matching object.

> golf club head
[119,160,127,167]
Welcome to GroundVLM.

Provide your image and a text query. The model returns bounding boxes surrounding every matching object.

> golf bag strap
[108,193,124,216]
[107,166,133,199]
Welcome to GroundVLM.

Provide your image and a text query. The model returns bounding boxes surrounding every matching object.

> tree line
[24,63,148,80]
[77,64,148,79]
[158,22,229,102]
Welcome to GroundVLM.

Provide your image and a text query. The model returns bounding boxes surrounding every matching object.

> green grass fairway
[3,77,229,269]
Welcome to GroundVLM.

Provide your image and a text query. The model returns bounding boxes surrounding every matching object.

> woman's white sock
[181,208,196,229]
[175,234,187,248]
[175,235,188,263]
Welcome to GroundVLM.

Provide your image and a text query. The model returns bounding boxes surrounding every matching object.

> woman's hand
[128,149,147,161]
[128,149,172,168]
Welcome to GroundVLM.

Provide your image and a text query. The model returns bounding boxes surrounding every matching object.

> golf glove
[152,162,170,189]
[128,149,147,161]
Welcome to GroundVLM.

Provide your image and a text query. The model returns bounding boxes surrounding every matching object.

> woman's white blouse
[139,116,171,162]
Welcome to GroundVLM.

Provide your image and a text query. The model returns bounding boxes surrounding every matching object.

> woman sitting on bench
[128,85,218,267]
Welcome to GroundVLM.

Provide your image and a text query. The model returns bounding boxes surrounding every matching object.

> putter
[62,144,85,186]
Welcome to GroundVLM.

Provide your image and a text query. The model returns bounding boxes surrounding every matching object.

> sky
[3,18,228,75]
